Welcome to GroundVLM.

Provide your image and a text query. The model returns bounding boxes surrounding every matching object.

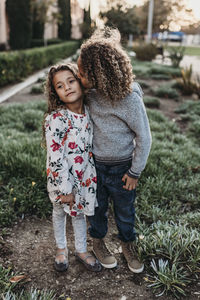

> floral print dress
[45,106,98,216]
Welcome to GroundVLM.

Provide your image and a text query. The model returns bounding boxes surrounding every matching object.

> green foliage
[2,287,56,300]
[0,101,51,227]
[153,85,179,99]
[100,4,139,39]
[30,84,44,94]
[176,65,196,95]
[168,46,185,68]
[175,100,200,144]
[0,265,18,295]
[80,5,93,39]
[143,97,160,108]
[0,41,79,87]
[58,0,71,40]
[133,43,158,61]
[6,0,32,49]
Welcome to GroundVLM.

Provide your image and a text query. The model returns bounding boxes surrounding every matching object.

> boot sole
[128,263,144,273]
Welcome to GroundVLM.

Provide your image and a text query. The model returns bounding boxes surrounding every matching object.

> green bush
[153,86,179,99]
[0,41,79,87]
[133,43,158,61]
[144,97,160,108]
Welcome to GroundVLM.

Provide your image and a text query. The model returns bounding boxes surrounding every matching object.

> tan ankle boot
[93,238,117,268]
[121,241,144,273]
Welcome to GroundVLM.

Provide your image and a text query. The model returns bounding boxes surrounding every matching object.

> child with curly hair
[44,63,101,272]
[77,27,152,273]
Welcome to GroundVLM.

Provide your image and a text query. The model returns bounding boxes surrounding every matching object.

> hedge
[0,41,80,87]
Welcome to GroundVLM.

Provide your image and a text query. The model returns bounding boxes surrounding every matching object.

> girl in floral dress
[44,63,101,272]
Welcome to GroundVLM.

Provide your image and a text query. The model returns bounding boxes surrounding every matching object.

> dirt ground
[0,81,199,300]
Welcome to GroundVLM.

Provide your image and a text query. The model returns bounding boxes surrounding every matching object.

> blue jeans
[88,161,136,242]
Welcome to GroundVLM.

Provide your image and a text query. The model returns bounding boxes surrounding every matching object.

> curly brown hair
[79,27,134,102]
[42,63,82,147]
[45,63,81,113]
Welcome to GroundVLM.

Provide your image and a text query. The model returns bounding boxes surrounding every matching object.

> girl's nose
[65,84,70,90]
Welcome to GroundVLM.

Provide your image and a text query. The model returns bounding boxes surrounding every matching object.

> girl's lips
[66,92,74,96]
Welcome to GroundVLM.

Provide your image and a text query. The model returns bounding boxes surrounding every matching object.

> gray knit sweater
[87,82,152,178]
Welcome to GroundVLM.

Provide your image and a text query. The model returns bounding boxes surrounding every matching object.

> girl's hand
[122,174,138,191]
[60,193,75,210]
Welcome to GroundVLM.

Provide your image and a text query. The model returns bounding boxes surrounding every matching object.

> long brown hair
[42,63,82,147]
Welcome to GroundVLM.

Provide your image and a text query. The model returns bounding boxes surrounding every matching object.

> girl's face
[77,56,92,89]
[53,70,83,106]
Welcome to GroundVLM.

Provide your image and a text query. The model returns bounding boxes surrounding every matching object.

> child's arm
[45,112,73,203]
[126,85,152,180]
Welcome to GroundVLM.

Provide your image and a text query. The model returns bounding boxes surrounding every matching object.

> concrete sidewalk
[0,57,72,104]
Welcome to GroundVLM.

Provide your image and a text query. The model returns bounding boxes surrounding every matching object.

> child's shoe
[121,241,144,273]
[54,249,68,272]
[93,238,117,268]
[75,252,102,272]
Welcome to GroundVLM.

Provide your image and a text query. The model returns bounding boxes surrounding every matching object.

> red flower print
[68,142,78,149]
[77,203,83,210]
[71,211,77,217]
[74,115,78,119]
[52,171,59,178]
[75,170,83,181]
[86,178,91,187]
[92,176,97,183]
[74,156,84,164]
[50,139,61,151]
[61,132,68,146]
[86,123,89,129]
[53,112,63,119]
[82,182,85,187]
[47,168,50,176]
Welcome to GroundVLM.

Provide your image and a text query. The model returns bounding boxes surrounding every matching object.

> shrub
[133,43,158,61]
[144,97,160,108]
[168,46,185,68]
[30,84,44,94]
[0,41,79,87]
[153,86,179,99]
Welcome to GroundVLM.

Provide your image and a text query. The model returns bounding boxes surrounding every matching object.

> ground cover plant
[0,59,199,299]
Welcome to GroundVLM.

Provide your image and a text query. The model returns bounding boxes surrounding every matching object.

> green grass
[0,99,200,298]
[165,45,200,57]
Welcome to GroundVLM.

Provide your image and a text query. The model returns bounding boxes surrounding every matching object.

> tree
[99,3,139,40]
[58,0,71,40]
[80,3,93,39]
[136,0,195,34]
[6,0,32,49]
[31,0,48,39]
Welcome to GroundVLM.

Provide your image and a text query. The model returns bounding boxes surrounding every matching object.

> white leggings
[52,204,87,253]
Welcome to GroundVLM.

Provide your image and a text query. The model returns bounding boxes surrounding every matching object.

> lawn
[0,59,200,299]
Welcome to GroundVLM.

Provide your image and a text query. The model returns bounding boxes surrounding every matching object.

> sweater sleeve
[126,91,152,178]
[45,112,72,201]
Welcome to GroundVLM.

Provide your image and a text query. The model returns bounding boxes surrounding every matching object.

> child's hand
[60,193,75,210]
[122,174,138,191]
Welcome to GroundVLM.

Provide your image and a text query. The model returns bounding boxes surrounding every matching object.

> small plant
[153,86,179,100]
[133,43,158,61]
[148,259,190,297]
[143,97,160,108]
[30,84,44,94]
[2,289,56,300]
[168,46,185,68]
[176,65,196,95]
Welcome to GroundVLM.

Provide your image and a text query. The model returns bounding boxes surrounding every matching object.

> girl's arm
[45,112,73,203]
